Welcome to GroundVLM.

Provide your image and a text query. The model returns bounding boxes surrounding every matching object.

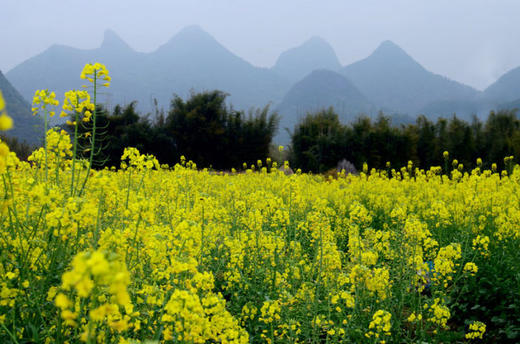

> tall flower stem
[79,72,97,196]
[43,108,48,185]
[70,110,79,196]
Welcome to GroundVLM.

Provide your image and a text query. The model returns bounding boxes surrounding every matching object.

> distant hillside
[6,26,290,123]
[340,41,481,115]
[7,29,520,138]
[0,71,42,144]
[6,29,148,125]
[484,66,520,103]
[417,99,497,121]
[275,69,373,143]
[272,37,341,83]
[146,26,289,113]
[498,98,520,112]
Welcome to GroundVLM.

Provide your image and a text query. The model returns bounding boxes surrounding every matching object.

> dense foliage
[291,107,520,173]
[0,134,34,160]
[66,91,278,170]
[166,91,278,170]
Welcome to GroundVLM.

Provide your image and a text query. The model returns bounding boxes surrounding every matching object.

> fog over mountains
[6,26,290,120]
[272,37,342,84]
[2,25,520,143]
[484,66,520,104]
[340,41,480,114]
[0,71,42,144]
[276,70,374,143]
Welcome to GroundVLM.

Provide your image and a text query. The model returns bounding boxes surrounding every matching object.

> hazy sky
[1,0,519,90]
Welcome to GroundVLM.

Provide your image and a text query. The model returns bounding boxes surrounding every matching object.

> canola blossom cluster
[32,89,60,117]
[61,90,95,124]
[4,63,519,343]
[0,91,13,131]
[80,62,111,88]
[3,140,515,342]
[0,91,13,171]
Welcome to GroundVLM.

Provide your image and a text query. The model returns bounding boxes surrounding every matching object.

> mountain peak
[156,25,222,54]
[273,36,341,82]
[484,66,520,102]
[378,40,401,49]
[100,29,132,51]
[303,36,331,47]
[341,40,478,114]
[177,25,207,36]
[169,25,215,44]
[372,40,409,57]
[275,69,371,144]
[360,39,423,73]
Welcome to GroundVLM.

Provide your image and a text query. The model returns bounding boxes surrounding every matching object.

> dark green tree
[484,110,519,168]
[166,90,278,169]
[416,115,436,168]
[291,108,345,173]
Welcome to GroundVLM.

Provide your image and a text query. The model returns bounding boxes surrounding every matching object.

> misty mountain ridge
[275,69,374,143]
[272,36,342,83]
[7,30,150,126]
[7,26,290,125]
[498,98,520,112]
[340,40,481,115]
[147,25,289,112]
[5,26,520,144]
[100,29,134,52]
[154,25,227,55]
[484,66,520,103]
[0,70,42,144]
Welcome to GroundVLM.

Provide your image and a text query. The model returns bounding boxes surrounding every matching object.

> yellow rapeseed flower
[0,91,13,130]
[466,321,486,339]
[80,63,111,88]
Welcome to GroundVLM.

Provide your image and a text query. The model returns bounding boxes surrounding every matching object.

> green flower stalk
[31,89,59,184]
[77,63,111,195]
[60,90,94,196]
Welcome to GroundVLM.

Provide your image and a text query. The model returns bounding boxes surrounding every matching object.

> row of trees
[0,134,33,161]
[69,90,279,170]
[290,108,520,173]
[4,89,520,172]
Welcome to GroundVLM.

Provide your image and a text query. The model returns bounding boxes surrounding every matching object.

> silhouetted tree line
[0,134,34,161]
[66,90,279,170]
[5,91,519,174]
[290,107,520,173]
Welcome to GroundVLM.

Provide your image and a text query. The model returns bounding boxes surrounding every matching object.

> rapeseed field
[0,64,518,343]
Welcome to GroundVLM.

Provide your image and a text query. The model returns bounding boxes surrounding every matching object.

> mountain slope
[484,66,520,103]
[6,30,155,123]
[275,69,373,143]
[340,40,480,115]
[0,71,42,144]
[498,98,520,112]
[146,25,290,111]
[272,37,341,83]
[6,26,290,120]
